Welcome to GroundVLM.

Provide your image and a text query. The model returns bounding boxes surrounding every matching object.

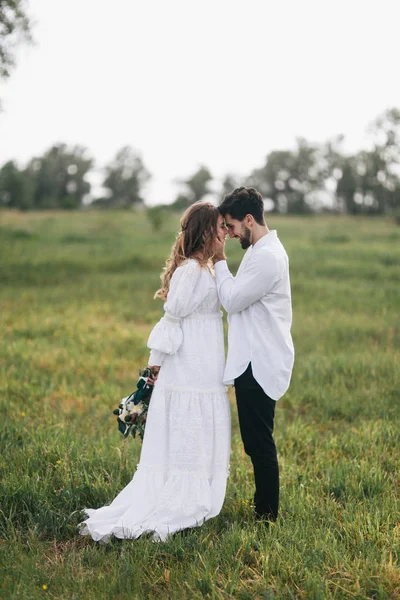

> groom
[213,186,294,522]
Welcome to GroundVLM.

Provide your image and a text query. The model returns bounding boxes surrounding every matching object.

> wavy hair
[154,201,219,301]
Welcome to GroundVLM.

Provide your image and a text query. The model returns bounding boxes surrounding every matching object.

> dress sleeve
[147,259,211,366]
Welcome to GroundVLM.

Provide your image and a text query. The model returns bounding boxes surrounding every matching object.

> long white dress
[78,258,231,543]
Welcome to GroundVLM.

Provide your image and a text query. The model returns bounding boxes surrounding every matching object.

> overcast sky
[1,0,399,204]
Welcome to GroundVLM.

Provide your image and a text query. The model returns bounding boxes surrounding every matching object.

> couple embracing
[79,186,295,543]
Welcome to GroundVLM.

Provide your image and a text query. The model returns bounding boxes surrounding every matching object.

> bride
[78,202,231,542]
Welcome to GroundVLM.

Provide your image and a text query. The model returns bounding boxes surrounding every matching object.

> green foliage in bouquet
[112,367,154,441]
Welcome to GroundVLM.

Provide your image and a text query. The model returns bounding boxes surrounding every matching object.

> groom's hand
[213,234,226,264]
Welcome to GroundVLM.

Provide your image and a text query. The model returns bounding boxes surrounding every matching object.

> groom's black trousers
[234,362,279,521]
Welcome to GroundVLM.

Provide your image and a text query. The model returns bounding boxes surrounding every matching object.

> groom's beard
[240,225,251,249]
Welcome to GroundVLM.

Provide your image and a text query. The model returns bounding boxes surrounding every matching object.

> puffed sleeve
[147,259,211,366]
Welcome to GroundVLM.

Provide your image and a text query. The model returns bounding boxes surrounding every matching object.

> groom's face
[224,214,251,250]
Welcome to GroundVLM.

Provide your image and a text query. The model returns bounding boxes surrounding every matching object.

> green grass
[0,209,399,599]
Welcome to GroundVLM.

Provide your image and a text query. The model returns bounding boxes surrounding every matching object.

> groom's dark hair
[219,186,265,225]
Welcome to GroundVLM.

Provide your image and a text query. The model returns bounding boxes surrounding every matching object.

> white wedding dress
[78,258,231,542]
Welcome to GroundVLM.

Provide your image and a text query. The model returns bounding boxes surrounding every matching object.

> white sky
[0,0,399,204]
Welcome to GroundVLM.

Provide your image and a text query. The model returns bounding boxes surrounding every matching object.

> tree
[103,146,150,208]
[0,0,32,79]
[334,110,400,215]
[248,139,323,213]
[179,165,212,205]
[0,159,33,209]
[366,108,400,212]
[25,144,93,209]
[335,156,358,215]
[168,194,191,212]
[246,163,276,209]
[220,174,240,201]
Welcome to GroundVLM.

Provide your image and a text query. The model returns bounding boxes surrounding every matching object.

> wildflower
[56,460,61,465]
[42,584,48,590]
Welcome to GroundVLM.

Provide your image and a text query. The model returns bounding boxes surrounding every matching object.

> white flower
[117,397,144,423]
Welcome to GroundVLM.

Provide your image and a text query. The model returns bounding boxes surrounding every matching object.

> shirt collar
[252,230,277,249]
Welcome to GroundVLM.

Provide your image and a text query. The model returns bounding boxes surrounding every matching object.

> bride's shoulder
[178,257,202,271]
[173,258,209,281]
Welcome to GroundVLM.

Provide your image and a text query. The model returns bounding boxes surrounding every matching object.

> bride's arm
[146,259,211,367]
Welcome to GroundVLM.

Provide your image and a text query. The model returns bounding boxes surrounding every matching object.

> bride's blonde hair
[154,201,219,301]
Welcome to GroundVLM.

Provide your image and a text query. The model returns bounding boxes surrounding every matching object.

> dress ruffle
[78,467,228,543]
[78,385,230,543]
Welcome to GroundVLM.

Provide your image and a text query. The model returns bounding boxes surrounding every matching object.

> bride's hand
[147,365,160,385]
[213,234,226,263]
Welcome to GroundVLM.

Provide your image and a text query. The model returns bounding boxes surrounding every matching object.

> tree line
[1,106,400,215]
[1,4,400,215]
[0,145,152,210]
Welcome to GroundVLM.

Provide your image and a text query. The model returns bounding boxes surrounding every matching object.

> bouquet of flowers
[113,367,155,441]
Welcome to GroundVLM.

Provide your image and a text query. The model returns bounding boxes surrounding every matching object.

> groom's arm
[214,252,280,314]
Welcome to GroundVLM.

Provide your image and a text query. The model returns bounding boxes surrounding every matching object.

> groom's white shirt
[214,230,294,401]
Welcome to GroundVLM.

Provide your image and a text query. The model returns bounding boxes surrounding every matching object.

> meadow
[0,208,399,600]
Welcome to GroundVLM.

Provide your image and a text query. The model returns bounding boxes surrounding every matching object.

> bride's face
[216,214,227,243]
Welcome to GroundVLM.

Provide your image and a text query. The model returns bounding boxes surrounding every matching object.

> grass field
[0,209,399,600]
